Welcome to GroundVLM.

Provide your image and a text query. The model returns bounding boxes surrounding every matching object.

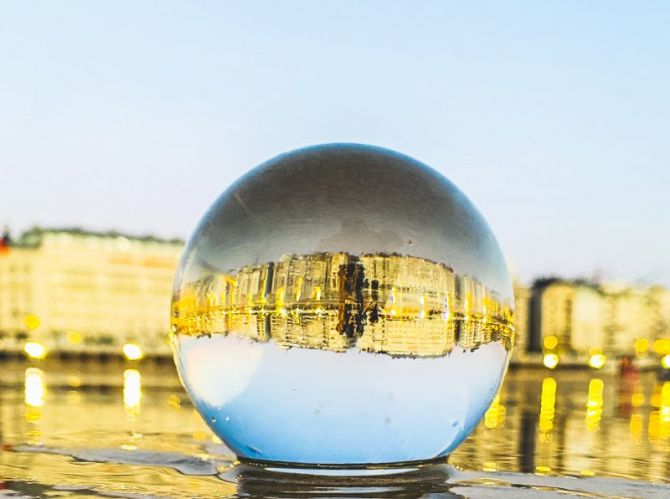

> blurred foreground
[0,359,669,497]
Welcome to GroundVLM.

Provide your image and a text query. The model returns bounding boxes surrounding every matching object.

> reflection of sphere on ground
[171,144,514,466]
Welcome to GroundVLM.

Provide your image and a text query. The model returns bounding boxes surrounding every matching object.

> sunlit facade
[529,279,670,361]
[171,251,514,357]
[603,284,670,356]
[529,280,605,354]
[0,228,183,356]
[511,282,530,361]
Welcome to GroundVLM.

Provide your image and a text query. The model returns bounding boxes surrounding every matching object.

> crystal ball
[171,144,514,466]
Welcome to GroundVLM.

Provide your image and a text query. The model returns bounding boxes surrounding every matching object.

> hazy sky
[1,1,668,285]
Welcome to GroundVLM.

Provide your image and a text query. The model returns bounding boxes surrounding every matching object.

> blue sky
[1,1,668,285]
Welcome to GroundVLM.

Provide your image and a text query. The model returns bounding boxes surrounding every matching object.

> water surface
[1,359,669,497]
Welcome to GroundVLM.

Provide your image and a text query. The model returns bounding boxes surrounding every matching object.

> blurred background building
[1,225,669,370]
[512,278,670,370]
[0,227,182,359]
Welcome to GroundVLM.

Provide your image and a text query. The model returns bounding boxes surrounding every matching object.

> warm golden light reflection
[23,313,41,330]
[24,367,45,408]
[192,430,208,441]
[66,330,82,344]
[543,353,559,369]
[543,335,558,350]
[484,392,506,429]
[171,252,514,357]
[167,394,181,409]
[651,384,662,408]
[648,411,662,440]
[123,342,144,361]
[535,465,551,475]
[629,413,643,441]
[634,338,649,357]
[123,369,141,416]
[4,364,670,487]
[585,379,604,432]
[660,382,670,428]
[588,353,606,370]
[538,377,557,434]
[482,461,497,472]
[67,390,82,405]
[631,392,645,408]
[661,354,670,369]
[653,338,670,355]
[24,341,47,359]
[67,375,82,388]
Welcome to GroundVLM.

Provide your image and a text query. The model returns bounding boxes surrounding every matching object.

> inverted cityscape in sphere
[171,143,514,466]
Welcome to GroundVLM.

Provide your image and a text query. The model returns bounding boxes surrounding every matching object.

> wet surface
[1,359,669,497]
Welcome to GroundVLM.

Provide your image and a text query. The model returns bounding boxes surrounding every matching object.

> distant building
[529,278,670,357]
[511,282,530,360]
[529,279,605,354]
[603,284,670,354]
[0,227,183,356]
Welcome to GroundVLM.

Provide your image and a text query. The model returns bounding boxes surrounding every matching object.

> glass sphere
[171,144,514,467]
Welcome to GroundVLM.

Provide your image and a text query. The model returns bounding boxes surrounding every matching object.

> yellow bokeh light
[122,343,144,361]
[24,367,45,408]
[588,353,607,370]
[631,392,645,408]
[634,338,649,356]
[543,353,559,369]
[653,338,670,355]
[67,375,81,388]
[23,314,40,330]
[66,330,82,344]
[543,335,558,350]
[24,342,47,360]
[661,354,670,369]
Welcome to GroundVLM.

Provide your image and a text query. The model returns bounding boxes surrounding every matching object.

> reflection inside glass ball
[171,144,514,466]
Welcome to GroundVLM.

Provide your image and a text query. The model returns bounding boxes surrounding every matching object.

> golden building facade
[603,284,670,355]
[530,281,604,354]
[0,228,183,356]
[171,252,514,357]
[530,279,670,357]
[510,282,530,361]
